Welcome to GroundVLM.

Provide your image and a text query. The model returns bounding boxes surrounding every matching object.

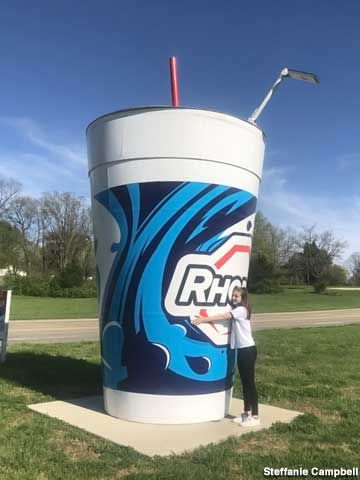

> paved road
[7,309,360,344]
[8,319,99,344]
[251,308,360,331]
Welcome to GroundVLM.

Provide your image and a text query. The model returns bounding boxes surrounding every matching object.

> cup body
[87,107,265,423]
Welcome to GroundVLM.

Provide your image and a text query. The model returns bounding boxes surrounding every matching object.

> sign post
[0,290,12,363]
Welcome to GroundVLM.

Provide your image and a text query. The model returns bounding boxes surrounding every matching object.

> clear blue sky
[0,0,358,259]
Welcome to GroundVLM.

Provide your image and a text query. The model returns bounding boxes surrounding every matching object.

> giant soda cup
[87,107,265,424]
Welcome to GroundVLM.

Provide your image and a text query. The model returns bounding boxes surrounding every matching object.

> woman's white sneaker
[241,416,260,427]
[232,413,249,424]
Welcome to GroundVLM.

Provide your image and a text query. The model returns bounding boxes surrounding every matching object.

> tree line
[249,212,359,293]
[0,176,359,296]
[0,177,95,296]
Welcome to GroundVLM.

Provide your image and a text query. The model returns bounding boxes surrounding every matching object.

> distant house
[0,267,26,278]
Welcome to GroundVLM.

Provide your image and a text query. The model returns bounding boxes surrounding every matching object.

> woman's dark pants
[237,345,258,416]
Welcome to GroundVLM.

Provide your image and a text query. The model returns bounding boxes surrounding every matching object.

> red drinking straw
[169,56,180,106]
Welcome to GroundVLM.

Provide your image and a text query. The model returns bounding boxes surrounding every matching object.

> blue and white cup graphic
[87,107,265,424]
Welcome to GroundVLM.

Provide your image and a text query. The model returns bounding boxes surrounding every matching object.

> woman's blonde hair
[232,286,251,319]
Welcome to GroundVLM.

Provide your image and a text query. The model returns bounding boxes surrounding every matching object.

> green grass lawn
[10,296,98,320]
[0,325,359,479]
[252,286,360,313]
[9,287,360,320]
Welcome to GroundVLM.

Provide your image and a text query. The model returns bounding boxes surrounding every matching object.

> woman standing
[191,286,260,426]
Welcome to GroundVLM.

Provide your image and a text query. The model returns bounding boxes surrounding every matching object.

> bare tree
[287,225,347,286]
[5,196,41,274]
[298,225,318,246]
[41,192,92,272]
[347,252,360,286]
[250,212,298,290]
[318,230,347,261]
[0,220,23,272]
[252,212,297,267]
[0,177,22,217]
[298,225,347,260]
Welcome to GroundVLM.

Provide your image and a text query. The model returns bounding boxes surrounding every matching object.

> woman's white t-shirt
[230,306,255,349]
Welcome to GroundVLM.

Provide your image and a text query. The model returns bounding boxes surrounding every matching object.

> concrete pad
[28,396,302,456]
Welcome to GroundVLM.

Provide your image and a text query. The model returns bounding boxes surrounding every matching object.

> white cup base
[103,386,233,424]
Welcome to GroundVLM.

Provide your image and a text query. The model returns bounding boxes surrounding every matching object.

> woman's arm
[191,312,232,325]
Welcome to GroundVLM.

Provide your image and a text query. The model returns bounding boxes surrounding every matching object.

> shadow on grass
[0,351,102,401]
